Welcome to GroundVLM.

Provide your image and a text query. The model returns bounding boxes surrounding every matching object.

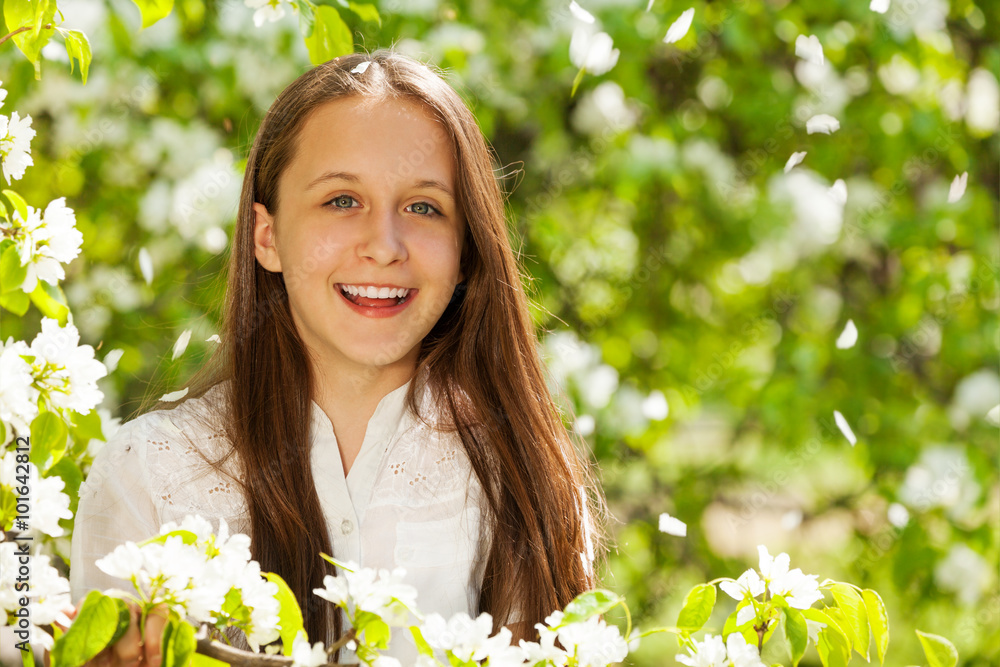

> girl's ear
[253,202,282,273]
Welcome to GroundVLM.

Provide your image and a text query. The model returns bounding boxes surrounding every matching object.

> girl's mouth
[336,284,417,318]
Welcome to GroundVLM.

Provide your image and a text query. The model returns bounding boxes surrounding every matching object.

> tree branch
[194,626,359,667]
[0,24,55,48]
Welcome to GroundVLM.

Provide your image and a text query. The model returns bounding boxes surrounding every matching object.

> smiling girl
[70,50,605,663]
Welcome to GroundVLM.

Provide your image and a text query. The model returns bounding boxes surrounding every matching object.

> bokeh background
[1,0,997,664]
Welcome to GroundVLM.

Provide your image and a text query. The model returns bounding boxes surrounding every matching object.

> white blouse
[70,368,489,663]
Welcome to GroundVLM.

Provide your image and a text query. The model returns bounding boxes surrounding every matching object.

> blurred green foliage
[1,0,997,664]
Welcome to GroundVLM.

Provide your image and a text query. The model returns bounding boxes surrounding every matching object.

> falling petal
[784,151,807,173]
[986,404,1000,427]
[806,114,841,134]
[350,61,371,75]
[646,0,654,10]
[206,334,221,344]
[159,387,189,402]
[833,410,857,446]
[103,348,124,372]
[947,172,968,203]
[663,8,694,44]
[836,319,858,349]
[138,247,153,285]
[736,604,756,627]
[172,329,192,360]
[642,390,669,420]
[794,34,824,66]
[569,1,595,23]
[658,513,687,536]
[828,179,848,205]
[870,0,890,13]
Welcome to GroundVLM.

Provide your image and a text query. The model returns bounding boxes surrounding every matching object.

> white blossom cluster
[0,536,73,650]
[0,83,84,295]
[95,515,281,650]
[0,318,108,441]
[0,451,73,537]
[719,546,823,627]
[313,560,420,627]
[676,633,765,667]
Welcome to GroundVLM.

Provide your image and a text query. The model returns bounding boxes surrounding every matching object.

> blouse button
[341,519,354,535]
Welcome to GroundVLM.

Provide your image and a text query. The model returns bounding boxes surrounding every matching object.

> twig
[194,626,359,667]
[0,24,55,48]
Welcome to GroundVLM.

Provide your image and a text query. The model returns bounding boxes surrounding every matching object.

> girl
[70,49,605,663]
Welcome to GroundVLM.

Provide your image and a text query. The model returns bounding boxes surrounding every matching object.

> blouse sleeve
[70,418,160,602]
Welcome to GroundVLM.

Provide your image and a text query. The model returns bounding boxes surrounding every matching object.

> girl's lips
[337,286,418,318]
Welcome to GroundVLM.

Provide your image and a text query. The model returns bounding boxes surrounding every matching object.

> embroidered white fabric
[70,369,490,663]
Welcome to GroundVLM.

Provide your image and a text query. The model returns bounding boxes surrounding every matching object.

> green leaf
[304,5,353,65]
[347,1,380,25]
[862,589,889,665]
[131,0,173,28]
[362,616,390,649]
[783,608,808,667]
[915,630,958,667]
[161,618,196,667]
[29,281,70,324]
[3,190,29,222]
[108,597,132,646]
[29,411,69,472]
[264,572,305,656]
[806,610,851,667]
[830,583,869,661]
[3,0,57,75]
[191,654,230,667]
[296,0,316,38]
[676,583,716,632]
[0,485,17,531]
[70,408,106,447]
[410,626,434,657]
[1,244,27,294]
[0,288,30,315]
[559,589,624,625]
[50,591,123,667]
[48,456,83,516]
[62,29,92,84]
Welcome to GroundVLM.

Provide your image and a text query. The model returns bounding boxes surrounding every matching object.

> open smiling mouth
[337,284,415,307]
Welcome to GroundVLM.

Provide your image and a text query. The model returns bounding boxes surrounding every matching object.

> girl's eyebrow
[305,170,455,200]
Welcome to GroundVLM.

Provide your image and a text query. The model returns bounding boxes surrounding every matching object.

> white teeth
[341,284,410,299]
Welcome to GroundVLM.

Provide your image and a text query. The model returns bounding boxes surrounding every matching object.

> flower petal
[806,114,840,134]
[836,319,858,349]
[784,151,807,173]
[658,512,687,536]
[833,410,857,446]
[870,0,890,13]
[663,8,694,44]
[794,34,824,66]
[947,171,968,203]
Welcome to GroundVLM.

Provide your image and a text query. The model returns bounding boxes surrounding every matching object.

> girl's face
[253,95,466,380]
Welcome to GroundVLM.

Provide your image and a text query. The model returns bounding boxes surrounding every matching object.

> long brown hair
[144,49,607,646]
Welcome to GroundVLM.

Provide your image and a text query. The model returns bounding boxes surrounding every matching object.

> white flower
[32,471,74,537]
[806,114,841,134]
[313,561,419,627]
[794,35,824,66]
[172,329,192,360]
[870,0,890,13]
[828,179,848,206]
[244,0,288,27]
[663,8,695,44]
[95,541,146,581]
[1,198,84,294]
[676,633,727,667]
[836,319,858,349]
[291,633,327,667]
[0,337,38,436]
[758,547,822,610]
[519,631,568,666]
[554,616,629,666]
[719,568,765,602]
[947,172,968,203]
[805,618,826,643]
[570,27,620,75]
[658,512,687,536]
[29,318,108,414]
[421,611,496,661]
[103,348,124,373]
[0,110,35,183]
[726,633,765,667]
[784,151,807,173]
[568,1,595,23]
[833,410,857,446]
[138,247,154,284]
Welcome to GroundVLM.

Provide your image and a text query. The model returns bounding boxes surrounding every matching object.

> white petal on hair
[350,61,371,75]
[833,410,857,446]
[172,329,192,361]
[569,1,595,24]
[138,247,153,285]
[828,178,848,205]
[870,0,890,13]
[103,348,124,372]
[663,8,694,44]
[836,319,858,349]
[159,387,189,402]
[806,114,840,134]
[206,334,221,344]
[658,513,687,536]
[784,151,807,173]
[947,171,968,203]
[795,34,825,66]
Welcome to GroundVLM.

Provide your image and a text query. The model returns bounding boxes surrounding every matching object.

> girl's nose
[359,205,408,266]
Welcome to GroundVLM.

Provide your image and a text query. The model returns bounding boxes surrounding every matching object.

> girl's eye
[406,201,441,216]
[327,194,357,209]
